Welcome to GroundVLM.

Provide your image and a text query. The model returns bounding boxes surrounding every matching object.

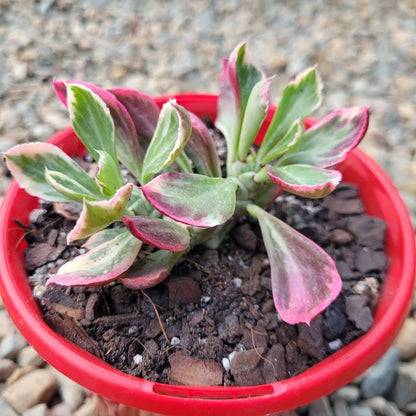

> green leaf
[247,204,341,325]
[259,67,322,161]
[277,107,370,168]
[83,228,126,250]
[4,142,102,203]
[141,100,192,184]
[96,150,124,198]
[216,41,265,164]
[120,249,184,290]
[238,77,273,161]
[47,231,142,286]
[45,169,101,202]
[141,172,237,228]
[267,164,342,198]
[67,183,133,243]
[259,119,304,165]
[67,83,117,162]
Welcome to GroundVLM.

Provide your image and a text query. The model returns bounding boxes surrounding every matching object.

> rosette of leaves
[4,41,369,325]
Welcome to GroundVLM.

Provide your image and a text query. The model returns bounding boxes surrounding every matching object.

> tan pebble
[0,315,16,340]
[0,358,16,381]
[2,368,58,413]
[73,397,99,416]
[394,318,416,360]
[6,365,37,384]
[17,346,45,368]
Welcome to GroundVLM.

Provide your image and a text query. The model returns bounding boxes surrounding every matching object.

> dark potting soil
[22,183,388,387]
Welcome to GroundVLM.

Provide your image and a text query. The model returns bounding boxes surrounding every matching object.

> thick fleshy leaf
[216,41,265,162]
[246,204,342,325]
[108,88,160,144]
[67,183,133,243]
[259,119,304,165]
[96,150,124,198]
[259,67,323,162]
[238,76,273,160]
[185,113,221,177]
[83,228,126,250]
[278,107,370,168]
[126,186,157,216]
[4,142,101,203]
[267,164,342,199]
[53,79,142,178]
[141,172,237,228]
[66,83,117,162]
[47,231,142,286]
[122,215,190,252]
[45,169,100,202]
[119,250,183,290]
[141,100,192,184]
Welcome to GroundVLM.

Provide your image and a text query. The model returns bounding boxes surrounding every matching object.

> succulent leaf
[96,150,124,198]
[67,183,133,243]
[47,231,142,286]
[66,83,117,162]
[259,67,323,162]
[216,41,265,163]
[83,228,126,250]
[267,164,342,198]
[278,107,370,168]
[108,88,160,145]
[259,119,304,165]
[53,79,142,178]
[122,215,190,252]
[185,113,222,177]
[120,250,184,290]
[238,76,273,160]
[45,169,100,202]
[4,142,101,203]
[247,204,342,325]
[141,100,192,184]
[141,172,237,228]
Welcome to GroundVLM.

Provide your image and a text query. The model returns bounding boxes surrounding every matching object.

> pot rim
[0,93,414,416]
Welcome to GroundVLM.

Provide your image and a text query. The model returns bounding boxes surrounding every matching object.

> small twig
[141,290,169,344]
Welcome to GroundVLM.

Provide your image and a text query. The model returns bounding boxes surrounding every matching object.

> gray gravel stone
[361,347,400,399]
[0,332,28,360]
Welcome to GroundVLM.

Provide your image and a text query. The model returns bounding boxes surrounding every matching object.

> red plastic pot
[0,94,414,416]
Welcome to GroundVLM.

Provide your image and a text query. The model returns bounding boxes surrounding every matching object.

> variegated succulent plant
[4,41,369,325]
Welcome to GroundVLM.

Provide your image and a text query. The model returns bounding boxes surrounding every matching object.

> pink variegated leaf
[278,107,370,168]
[67,183,133,243]
[122,215,190,252]
[53,79,142,178]
[119,250,183,290]
[259,119,304,165]
[83,228,126,250]
[4,142,101,203]
[216,57,239,159]
[259,67,322,162]
[141,172,237,228]
[238,76,273,160]
[47,231,142,286]
[109,88,160,145]
[247,204,342,325]
[141,100,192,184]
[216,41,265,162]
[267,164,342,199]
[185,113,221,177]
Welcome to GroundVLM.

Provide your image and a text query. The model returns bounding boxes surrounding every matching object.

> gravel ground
[0,0,415,415]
